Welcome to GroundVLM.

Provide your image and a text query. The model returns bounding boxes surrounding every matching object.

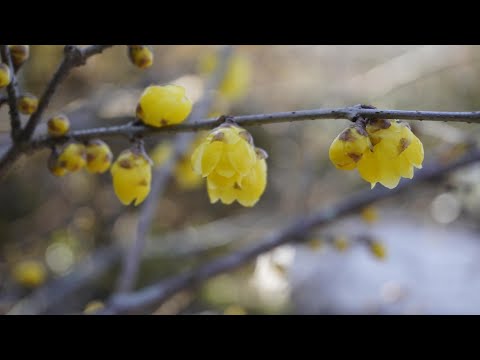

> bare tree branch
[25,107,480,151]
[0,45,114,179]
[115,45,233,294]
[0,45,22,141]
[20,45,114,141]
[99,148,480,314]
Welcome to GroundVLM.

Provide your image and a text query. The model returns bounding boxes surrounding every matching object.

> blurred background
[2,45,480,315]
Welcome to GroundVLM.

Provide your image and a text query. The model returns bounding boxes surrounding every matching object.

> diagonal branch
[0,45,22,141]
[20,45,114,141]
[100,148,480,314]
[115,45,233,294]
[0,45,114,180]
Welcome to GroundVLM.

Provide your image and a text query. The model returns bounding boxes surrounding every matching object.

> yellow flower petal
[201,141,224,177]
[357,149,380,188]
[227,139,256,176]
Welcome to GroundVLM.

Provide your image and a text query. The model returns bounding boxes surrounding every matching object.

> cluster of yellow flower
[108,50,259,207]
[1,45,40,114]
[329,119,424,189]
[49,139,113,177]
[191,123,268,207]
[40,46,425,211]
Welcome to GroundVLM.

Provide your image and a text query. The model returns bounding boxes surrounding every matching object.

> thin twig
[20,45,114,141]
[115,45,233,294]
[100,148,480,314]
[0,45,114,179]
[0,45,22,141]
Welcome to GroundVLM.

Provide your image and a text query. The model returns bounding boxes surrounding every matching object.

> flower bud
[128,45,154,69]
[47,114,70,137]
[18,94,39,115]
[85,140,113,174]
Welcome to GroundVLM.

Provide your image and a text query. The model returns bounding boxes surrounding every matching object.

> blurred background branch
[100,147,480,314]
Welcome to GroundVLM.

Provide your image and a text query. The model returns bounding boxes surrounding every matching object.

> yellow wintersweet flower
[329,125,372,170]
[110,147,152,206]
[207,147,268,207]
[12,260,47,287]
[128,45,154,69]
[0,63,11,88]
[192,123,257,183]
[58,143,87,172]
[85,140,113,174]
[47,114,70,137]
[136,85,192,127]
[359,120,424,189]
[199,52,251,102]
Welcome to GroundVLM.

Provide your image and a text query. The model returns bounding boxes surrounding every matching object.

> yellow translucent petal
[201,141,224,177]
[404,135,424,169]
[215,151,236,178]
[357,150,380,187]
[236,159,267,207]
[227,140,256,176]
[377,154,401,189]
[191,142,207,175]
[219,127,242,145]
[218,187,237,205]
[396,155,414,179]
[207,171,237,189]
[207,185,220,204]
